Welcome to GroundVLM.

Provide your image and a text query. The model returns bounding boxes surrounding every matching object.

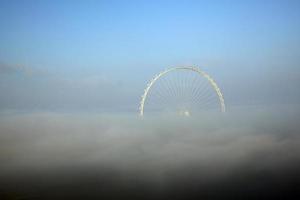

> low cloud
[0,63,47,76]
[0,107,300,199]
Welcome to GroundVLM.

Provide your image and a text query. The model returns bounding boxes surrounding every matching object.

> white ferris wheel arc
[139,66,226,116]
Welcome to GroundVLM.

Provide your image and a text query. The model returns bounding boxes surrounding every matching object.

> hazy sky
[0,0,300,111]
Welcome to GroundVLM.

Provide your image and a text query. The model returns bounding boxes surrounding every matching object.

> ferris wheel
[139,66,225,116]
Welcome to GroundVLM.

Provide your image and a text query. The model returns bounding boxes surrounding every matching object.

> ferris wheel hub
[178,110,190,117]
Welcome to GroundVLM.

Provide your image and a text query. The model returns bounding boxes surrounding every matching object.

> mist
[1,106,300,199]
[1,0,300,199]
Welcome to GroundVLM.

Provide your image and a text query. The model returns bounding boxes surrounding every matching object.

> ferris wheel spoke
[193,91,214,110]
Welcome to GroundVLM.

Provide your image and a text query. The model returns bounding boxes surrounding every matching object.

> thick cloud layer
[0,107,300,199]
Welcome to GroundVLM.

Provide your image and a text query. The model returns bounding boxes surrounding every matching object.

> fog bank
[0,107,300,199]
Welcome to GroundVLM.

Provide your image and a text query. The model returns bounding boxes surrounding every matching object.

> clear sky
[0,0,300,112]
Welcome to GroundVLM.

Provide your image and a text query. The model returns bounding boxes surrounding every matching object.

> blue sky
[0,0,300,111]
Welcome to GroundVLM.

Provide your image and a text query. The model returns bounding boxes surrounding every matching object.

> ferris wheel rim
[139,66,225,116]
